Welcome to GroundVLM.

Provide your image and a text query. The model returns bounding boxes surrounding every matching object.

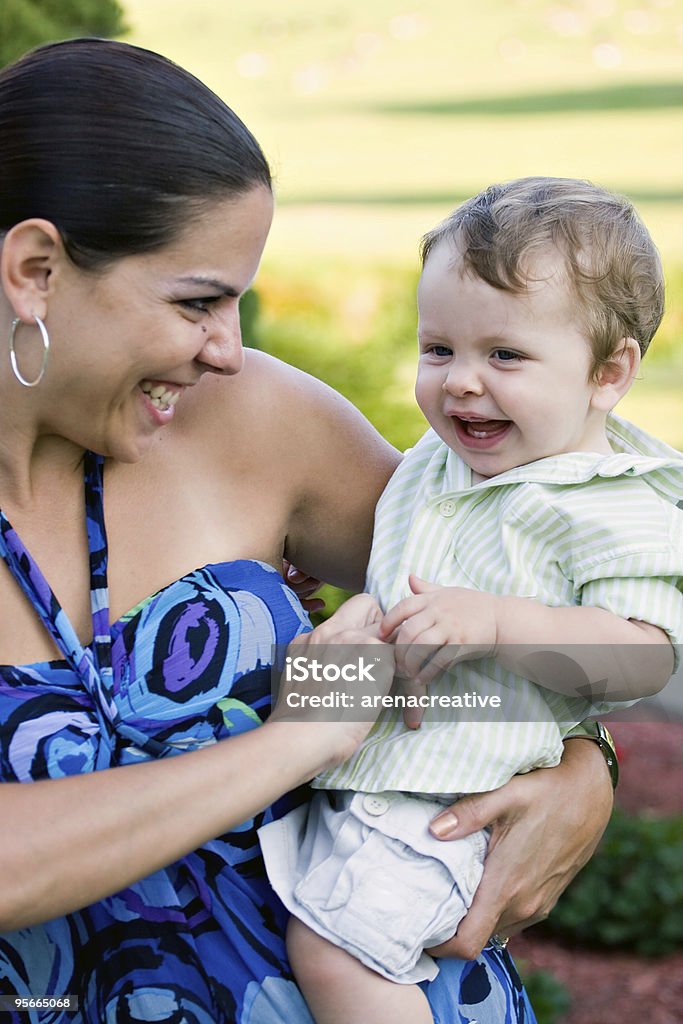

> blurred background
[2,5,683,1021]
[123,0,683,455]
[4,0,681,454]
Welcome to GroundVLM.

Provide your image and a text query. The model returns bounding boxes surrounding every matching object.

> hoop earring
[9,315,50,388]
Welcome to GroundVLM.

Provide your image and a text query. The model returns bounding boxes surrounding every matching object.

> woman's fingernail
[430,812,458,838]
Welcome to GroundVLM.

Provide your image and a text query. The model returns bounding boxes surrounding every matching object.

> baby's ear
[591,337,641,412]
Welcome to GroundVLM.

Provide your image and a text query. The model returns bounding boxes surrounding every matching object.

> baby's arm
[487,589,672,701]
[380,574,674,702]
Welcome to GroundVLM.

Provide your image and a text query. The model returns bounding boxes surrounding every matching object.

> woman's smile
[139,379,184,414]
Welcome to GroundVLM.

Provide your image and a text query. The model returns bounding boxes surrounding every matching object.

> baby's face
[415,240,611,479]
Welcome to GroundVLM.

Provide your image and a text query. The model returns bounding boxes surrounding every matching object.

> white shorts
[258,790,488,984]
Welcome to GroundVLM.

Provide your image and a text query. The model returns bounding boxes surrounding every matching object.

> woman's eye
[179,296,220,313]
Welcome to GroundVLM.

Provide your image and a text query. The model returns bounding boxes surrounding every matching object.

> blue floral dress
[0,451,535,1023]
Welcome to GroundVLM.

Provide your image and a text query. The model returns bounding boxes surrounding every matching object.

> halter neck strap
[0,452,173,764]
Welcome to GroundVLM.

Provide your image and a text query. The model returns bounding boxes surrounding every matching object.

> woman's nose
[198,308,245,375]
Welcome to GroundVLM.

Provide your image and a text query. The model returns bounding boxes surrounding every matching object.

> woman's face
[45,186,273,461]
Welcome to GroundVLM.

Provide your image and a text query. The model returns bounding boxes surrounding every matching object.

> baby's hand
[380,575,499,686]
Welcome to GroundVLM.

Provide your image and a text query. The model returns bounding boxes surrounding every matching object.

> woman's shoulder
[234,349,375,425]
[182,349,397,470]
[183,349,345,426]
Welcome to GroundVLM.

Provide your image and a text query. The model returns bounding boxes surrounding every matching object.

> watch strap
[565,720,619,790]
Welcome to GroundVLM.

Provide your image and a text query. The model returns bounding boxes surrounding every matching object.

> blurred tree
[1,0,126,67]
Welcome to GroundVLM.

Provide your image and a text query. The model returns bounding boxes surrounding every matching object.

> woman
[0,39,613,1023]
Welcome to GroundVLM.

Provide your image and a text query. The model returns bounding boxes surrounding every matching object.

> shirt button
[362,794,390,816]
[439,500,456,517]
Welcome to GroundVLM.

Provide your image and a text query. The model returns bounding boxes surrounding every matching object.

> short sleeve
[562,481,683,672]
[580,574,683,670]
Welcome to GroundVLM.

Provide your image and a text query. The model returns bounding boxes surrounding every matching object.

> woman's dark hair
[0,38,272,270]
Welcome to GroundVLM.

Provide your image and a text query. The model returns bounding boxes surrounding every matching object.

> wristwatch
[565,720,619,790]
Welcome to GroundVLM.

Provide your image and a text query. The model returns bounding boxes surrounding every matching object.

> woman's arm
[425,736,614,960]
[0,597,393,932]
[0,719,329,931]
[240,352,401,592]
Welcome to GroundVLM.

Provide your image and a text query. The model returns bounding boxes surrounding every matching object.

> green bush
[256,261,427,453]
[546,807,683,956]
[240,289,262,349]
[519,967,572,1024]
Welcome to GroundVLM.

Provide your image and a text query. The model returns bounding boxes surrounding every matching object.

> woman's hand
[298,591,382,631]
[269,594,395,767]
[424,737,614,960]
[282,559,326,614]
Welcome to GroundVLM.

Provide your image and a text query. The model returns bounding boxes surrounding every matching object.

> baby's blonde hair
[421,177,664,378]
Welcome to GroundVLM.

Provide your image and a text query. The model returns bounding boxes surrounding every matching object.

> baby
[260,177,683,1023]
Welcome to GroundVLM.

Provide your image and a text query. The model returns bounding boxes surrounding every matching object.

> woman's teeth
[141,381,181,411]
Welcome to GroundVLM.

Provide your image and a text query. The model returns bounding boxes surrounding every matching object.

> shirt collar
[425,413,683,506]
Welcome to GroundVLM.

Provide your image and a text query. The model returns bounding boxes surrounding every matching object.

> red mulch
[511,722,683,1024]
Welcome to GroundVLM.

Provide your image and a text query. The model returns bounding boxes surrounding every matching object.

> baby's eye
[430,345,453,357]
[493,349,522,362]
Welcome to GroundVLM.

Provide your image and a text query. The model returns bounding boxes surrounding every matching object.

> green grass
[120,1,683,254]
[122,0,683,249]
[121,0,683,448]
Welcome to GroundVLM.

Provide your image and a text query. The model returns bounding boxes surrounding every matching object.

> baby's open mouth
[457,417,509,439]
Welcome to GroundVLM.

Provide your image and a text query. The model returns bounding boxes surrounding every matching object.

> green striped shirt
[317,414,683,795]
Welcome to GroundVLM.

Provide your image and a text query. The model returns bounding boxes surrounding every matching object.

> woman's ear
[0,219,64,322]
[590,338,641,413]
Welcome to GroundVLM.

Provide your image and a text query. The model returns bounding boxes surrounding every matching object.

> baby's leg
[287,916,434,1024]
